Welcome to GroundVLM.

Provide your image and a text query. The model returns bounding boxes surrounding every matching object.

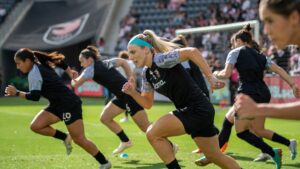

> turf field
[0,97,299,169]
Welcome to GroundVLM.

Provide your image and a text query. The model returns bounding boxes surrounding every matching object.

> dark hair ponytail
[14,48,36,62]
[14,48,66,68]
[233,24,253,44]
[33,51,66,68]
[80,45,101,60]
[250,40,261,52]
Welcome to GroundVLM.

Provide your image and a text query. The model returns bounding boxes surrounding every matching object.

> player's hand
[71,70,78,79]
[122,76,136,95]
[213,70,220,77]
[5,85,17,96]
[234,94,257,120]
[208,75,225,92]
[292,84,300,98]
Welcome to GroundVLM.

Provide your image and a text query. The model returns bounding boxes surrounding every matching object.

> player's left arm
[214,64,234,79]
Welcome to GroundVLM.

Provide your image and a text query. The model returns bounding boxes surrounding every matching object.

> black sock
[218,118,233,148]
[272,133,290,147]
[94,151,108,164]
[237,130,275,157]
[53,130,67,141]
[117,130,130,142]
[166,159,180,169]
[214,125,220,134]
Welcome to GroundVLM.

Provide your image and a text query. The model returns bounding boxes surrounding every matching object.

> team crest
[43,13,89,45]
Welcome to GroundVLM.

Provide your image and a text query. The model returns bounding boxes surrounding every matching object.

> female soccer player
[197,24,299,169]
[71,46,151,154]
[235,0,300,121]
[5,48,111,169]
[122,30,241,169]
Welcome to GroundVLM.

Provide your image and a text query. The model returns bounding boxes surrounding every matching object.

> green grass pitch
[0,97,299,169]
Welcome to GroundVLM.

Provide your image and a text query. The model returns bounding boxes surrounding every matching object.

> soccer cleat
[172,143,179,154]
[119,117,129,123]
[112,140,133,154]
[99,161,112,169]
[192,148,202,154]
[289,139,297,160]
[63,133,73,155]
[253,153,272,162]
[220,142,228,153]
[195,156,211,166]
[272,148,282,169]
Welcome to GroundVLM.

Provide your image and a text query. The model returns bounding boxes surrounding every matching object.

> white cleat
[63,133,73,155]
[172,143,179,154]
[112,140,133,154]
[99,161,112,169]
[289,139,297,160]
[253,153,272,162]
[119,117,129,123]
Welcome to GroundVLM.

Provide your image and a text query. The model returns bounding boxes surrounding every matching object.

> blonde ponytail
[142,30,179,53]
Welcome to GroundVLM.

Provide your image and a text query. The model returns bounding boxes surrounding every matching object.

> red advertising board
[264,75,300,103]
[74,80,103,97]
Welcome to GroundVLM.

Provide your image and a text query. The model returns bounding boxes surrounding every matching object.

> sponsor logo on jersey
[153,80,166,89]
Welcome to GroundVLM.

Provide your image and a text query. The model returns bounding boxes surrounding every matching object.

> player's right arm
[71,65,93,88]
[122,76,154,109]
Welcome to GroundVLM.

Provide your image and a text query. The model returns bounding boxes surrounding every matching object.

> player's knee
[146,130,154,142]
[30,123,41,133]
[72,135,86,145]
[146,129,159,142]
[100,113,109,124]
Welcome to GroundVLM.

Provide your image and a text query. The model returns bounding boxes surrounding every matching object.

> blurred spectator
[269,46,291,73]
[229,68,239,105]
[97,37,105,53]
[290,47,300,75]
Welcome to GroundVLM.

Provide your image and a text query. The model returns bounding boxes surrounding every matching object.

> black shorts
[239,83,271,103]
[44,103,83,125]
[111,95,144,116]
[173,99,217,138]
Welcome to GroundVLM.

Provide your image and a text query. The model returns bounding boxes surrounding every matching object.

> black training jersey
[226,46,272,95]
[80,59,128,99]
[28,64,81,107]
[141,50,207,108]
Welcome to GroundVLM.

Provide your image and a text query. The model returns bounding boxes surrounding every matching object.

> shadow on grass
[0,97,105,106]
[113,160,184,169]
[228,153,254,162]
[266,161,300,168]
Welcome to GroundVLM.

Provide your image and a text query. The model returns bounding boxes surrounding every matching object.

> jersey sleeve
[103,58,118,69]
[154,49,180,68]
[225,47,241,65]
[141,68,154,93]
[28,65,43,91]
[81,64,94,80]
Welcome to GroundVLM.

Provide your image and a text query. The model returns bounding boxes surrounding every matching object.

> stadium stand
[0,0,20,24]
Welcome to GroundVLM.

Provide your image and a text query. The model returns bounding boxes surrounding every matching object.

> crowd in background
[0,0,19,24]
[115,0,300,76]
